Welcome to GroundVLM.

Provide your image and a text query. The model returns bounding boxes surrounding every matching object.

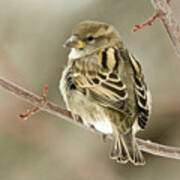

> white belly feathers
[64,87,113,134]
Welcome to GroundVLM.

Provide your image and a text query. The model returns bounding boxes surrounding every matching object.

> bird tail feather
[110,130,145,165]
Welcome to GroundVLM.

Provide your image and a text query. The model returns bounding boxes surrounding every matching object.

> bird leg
[102,134,108,142]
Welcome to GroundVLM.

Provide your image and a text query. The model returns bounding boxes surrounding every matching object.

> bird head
[64,21,123,59]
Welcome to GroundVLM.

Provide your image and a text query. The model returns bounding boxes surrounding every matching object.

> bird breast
[60,67,113,134]
[67,89,113,134]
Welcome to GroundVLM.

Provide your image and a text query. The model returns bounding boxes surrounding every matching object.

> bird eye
[87,36,94,42]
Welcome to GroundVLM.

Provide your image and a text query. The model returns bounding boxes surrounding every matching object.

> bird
[60,20,151,165]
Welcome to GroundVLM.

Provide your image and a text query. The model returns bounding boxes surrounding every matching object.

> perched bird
[60,21,151,165]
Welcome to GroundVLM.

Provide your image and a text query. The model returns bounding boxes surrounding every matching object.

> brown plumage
[60,21,151,165]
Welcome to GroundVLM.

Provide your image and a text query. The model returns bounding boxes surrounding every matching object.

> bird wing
[70,46,151,129]
[119,48,151,129]
[70,47,131,115]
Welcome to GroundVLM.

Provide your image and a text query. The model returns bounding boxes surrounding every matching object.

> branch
[152,0,180,57]
[132,12,160,33]
[0,77,180,160]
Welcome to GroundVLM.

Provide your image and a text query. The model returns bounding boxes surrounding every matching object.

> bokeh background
[0,0,180,179]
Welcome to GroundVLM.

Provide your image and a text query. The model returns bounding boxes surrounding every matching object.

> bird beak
[63,35,85,49]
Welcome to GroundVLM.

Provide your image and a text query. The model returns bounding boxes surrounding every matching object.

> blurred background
[0,0,180,179]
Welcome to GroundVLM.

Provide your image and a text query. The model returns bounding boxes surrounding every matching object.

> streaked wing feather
[72,48,130,115]
[122,49,150,129]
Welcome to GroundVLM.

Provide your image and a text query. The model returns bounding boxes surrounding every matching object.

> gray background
[0,0,180,179]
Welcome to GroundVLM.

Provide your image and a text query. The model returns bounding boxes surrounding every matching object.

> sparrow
[60,20,151,165]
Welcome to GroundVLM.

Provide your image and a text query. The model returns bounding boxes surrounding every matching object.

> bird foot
[102,134,108,142]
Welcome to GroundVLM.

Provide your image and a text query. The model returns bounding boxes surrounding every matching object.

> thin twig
[19,85,49,120]
[0,77,180,160]
[132,12,160,33]
[152,0,180,57]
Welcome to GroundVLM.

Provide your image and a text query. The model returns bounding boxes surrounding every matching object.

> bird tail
[110,130,145,165]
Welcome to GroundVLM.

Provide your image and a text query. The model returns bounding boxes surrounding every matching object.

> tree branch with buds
[133,0,180,58]
[0,77,180,160]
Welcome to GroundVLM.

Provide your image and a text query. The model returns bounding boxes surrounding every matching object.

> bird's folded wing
[120,49,151,129]
[71,48,131,115]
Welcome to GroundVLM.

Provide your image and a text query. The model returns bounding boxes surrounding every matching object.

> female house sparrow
[60,21,151,165]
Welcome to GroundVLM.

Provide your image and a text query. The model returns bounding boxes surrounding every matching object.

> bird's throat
[68,48,85,60]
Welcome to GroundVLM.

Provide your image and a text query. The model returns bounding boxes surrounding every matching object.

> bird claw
[102,134,108,142]
[73,114,83,124]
